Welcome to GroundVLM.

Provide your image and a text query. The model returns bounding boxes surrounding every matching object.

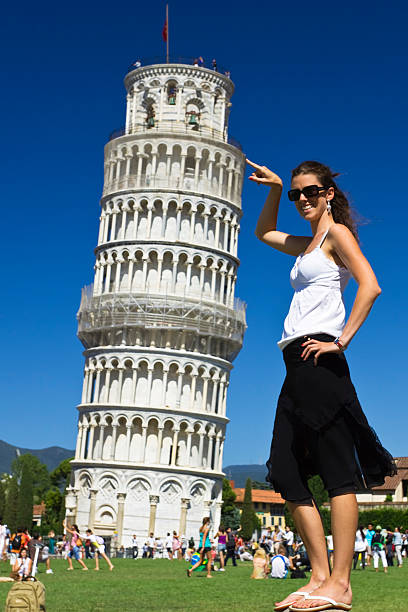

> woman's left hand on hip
[301,339,341,365]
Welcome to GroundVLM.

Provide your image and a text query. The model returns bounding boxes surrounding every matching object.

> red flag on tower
[162,11,168,42]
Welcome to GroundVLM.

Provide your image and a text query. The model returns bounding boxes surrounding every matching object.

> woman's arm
[329,224,381,347]
[247,159,311,256]
[301,224,381,362]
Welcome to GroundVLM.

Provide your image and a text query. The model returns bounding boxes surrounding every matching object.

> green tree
[221,478,241,529]
[50,458,74,491]
[0,477,7,518]
[307,475,329,508]
[40,487,63,535]
[240,478,256,540]
[12,454,50,503]
[4,476,19,533]
[16,462,34,530]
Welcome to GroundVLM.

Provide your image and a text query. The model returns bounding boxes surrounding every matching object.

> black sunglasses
[288,185,327,201]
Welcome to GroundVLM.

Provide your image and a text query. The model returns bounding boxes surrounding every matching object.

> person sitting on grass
[11,548,32,581]
[251,547,270,579]
[270,544,291,579]
[62,521,88,571]
[187,516,212,579]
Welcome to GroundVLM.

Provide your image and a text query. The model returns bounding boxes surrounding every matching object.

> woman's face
[291,173,334,222]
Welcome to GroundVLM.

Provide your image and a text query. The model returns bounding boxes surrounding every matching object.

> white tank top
[278,230,351,350]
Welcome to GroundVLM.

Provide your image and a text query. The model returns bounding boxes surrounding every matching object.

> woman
[353,527,366,570]
[187,517,212,578]
[172,531,181,560]
[251,547,270,579]
[247,159,396,612]
[62,521,88,571]
[215,524,227,571]
[11,548,32,581]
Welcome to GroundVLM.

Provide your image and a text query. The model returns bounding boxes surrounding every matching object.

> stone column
[161,203,168,238]
[156,257,163,292]
[176,371,183,408]
[185,428,193,466]
[214,434,221,470]
[80,424,88,459]
[217,381,225,414]
[203,212,209,243]
[214,214,221,247]
[117,367,124,403]
[170,428,179,465]
[120,206,128,239]
[110,210,118,241]
[146,202,154,238]
[104,367,112,403]
[218,437,225,471]
[126,425,132,461]
[141,425,148,462]
[146,366,153,405]
[210,379,219,413]
[156,426,164,463]
[98,425,105,460]
[133,205,140,240]
[88,489,98,529]
[75,423,83,459]
[114,259,122,292]
[161,367,168,406]
[110,424,118,460]
[201,376,209,412]
[116,493,127,546]
[148,495,159,535]
[198,432,205,466]
[206,431,215,469]
[179,498,190,536]
[87,423,96,460]
[189,210,196,242]
[189,374,197,411]
[131,367,138,404]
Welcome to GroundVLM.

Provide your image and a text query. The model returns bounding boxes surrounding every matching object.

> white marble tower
[67,59,246,545]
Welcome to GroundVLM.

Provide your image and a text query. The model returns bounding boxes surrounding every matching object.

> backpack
[96,536,104,545]
[11,534,22,551]
[5,578,46,611]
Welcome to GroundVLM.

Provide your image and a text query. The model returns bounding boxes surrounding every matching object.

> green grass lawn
[1,558,408,611]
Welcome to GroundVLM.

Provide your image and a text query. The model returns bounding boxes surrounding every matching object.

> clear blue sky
[2,0,407,467]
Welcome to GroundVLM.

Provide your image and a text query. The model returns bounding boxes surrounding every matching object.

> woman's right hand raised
[246,158,283,188]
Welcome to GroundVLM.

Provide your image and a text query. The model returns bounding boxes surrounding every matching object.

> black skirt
[266,333,396,502]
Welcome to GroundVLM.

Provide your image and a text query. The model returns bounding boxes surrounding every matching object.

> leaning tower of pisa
[66,58,246,545]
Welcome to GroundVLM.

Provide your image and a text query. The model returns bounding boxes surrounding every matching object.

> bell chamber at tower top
[103,62,245,207]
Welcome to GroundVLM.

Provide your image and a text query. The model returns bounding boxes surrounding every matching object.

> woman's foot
[109,565,114,571]
[206,574,213,578]
[274,578,324,608]
[289,577,352,609]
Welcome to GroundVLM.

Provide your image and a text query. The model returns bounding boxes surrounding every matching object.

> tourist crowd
[1,514,407,582]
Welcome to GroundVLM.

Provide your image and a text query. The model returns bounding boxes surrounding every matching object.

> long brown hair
[291,160,359,241]
[200,516,210,532]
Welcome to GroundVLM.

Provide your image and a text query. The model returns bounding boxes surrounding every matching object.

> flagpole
[166,4,169,63]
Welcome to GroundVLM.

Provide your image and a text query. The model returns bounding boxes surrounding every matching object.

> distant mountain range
[223,464,267,487]
[0,439,265,486]
[0,440,74,474]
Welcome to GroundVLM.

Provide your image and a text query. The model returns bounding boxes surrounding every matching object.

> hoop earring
[326,200,332,214]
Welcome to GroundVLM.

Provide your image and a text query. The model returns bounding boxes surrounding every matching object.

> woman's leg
[206,550,212,578]
[219,549,225,569]
[380,550,388,572]
[188,550,205,575]
[373,550,379,570]
[67,555,73,570]
[101,551,114,570]
[94,552,100,570]
[292,493,357,609]
[274,500,330,607]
